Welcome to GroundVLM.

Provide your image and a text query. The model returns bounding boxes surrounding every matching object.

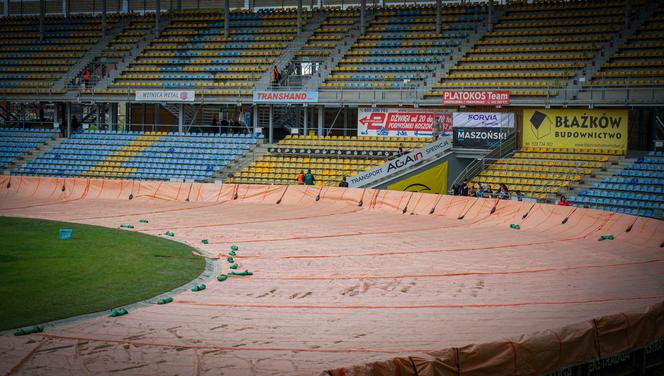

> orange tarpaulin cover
[0,176,662,375]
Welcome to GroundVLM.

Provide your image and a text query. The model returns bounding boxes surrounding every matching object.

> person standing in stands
[398,143,405,156]
[297,170,305,185]
[212,116,219,134]
[272,66,280,86]
[82,67,91,89]
[338,179,348,187]
[304,169,316,185]
[461,178,469,196]
[557,195,571,206]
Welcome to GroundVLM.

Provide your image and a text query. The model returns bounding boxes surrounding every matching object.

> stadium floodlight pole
[303,106,308,134]
[224,0,230,38]
[155,0,160,38]
[435,0,441,34]
[360,0,366,34]
[297,0,302,35]
[39,0,44,41]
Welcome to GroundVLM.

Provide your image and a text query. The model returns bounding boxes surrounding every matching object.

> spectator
[516,191,524,201]
[461,178,469,196]
[398,143,405,156]
[297,170,304,185]
[557,195,571,206]
[484,184,493,197]
[272,66,280,85]
[468,185,477,197]
[212,116,219,134]
[432,117,440,141]
[451,184,460,195]
[338,179,349,187]
[82,67,91,88]
[303,169,316,185]
[497,183,510,200]
[71,116,80,133]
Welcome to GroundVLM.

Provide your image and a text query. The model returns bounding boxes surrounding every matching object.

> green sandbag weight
[229,270,253,276]
[227,257,234,263]
[510,224,520,230]
[192,283,206,292]
[14,326,43,336]
[164,231,174,237]
[598,235,614,241]
[157,297,173,304]
[139,219,149,223]
[201,239,208,244]
[229,264,238,270]
[228,250,237,256]
[120,224,134,229]
[217,274,228,282]
[230,245,239,251]
[110,308,128,317]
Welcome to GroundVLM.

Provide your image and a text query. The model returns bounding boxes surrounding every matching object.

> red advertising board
[441,90,511,105]
[358,108,452,138]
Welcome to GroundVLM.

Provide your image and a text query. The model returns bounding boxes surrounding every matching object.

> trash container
[59,228,73,240]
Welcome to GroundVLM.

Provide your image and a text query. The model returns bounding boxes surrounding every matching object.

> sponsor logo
[386,152,423,173]
[529,110,552,140]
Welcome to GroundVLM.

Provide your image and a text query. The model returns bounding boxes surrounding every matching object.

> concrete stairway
[254,12,326,90]
[54,18,130,90]
[213,143,270,182]
[95,16,172,91]
[5,137,63,174]
[303,11,376,91]
[420,7,506,97]
[566,156,628,195]
[559,1,660,101]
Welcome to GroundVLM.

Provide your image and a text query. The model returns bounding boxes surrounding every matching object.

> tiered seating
[100,9,306,97]
[568,152,664,218]
[0,14,117,95]
[16,130,260,181]
[322,4,484,89]
[295,10,360,64]
[227,135,429,186]
[427,1,627,98]
[93,14,156,66]
[471,147,612,199]
[0,128,58,169]
[588,5,664,87]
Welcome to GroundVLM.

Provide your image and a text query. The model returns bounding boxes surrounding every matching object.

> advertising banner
[522,108,628,152]
[441,90,510,105]
[346,137,452,187]
[452,112,515,128]
[452,112,515,149]
[252,90,318,103]
[357,107,453,138]
[387,162,448,194]
[135,90,195,102]
[453,127,511,149]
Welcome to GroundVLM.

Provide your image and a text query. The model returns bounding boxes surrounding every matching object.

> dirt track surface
[0,177,662,375]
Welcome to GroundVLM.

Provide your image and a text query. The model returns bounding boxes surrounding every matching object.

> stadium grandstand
[1,0,663,375]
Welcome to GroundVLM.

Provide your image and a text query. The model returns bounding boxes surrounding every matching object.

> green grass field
[0,216,205,331]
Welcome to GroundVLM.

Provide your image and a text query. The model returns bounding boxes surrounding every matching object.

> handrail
[450,130,517,189]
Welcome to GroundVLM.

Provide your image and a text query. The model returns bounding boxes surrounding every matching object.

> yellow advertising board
[387,162,448,194]
[522,108,628,152]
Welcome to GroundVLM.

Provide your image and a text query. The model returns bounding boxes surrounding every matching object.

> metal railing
[450,131,518,189]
